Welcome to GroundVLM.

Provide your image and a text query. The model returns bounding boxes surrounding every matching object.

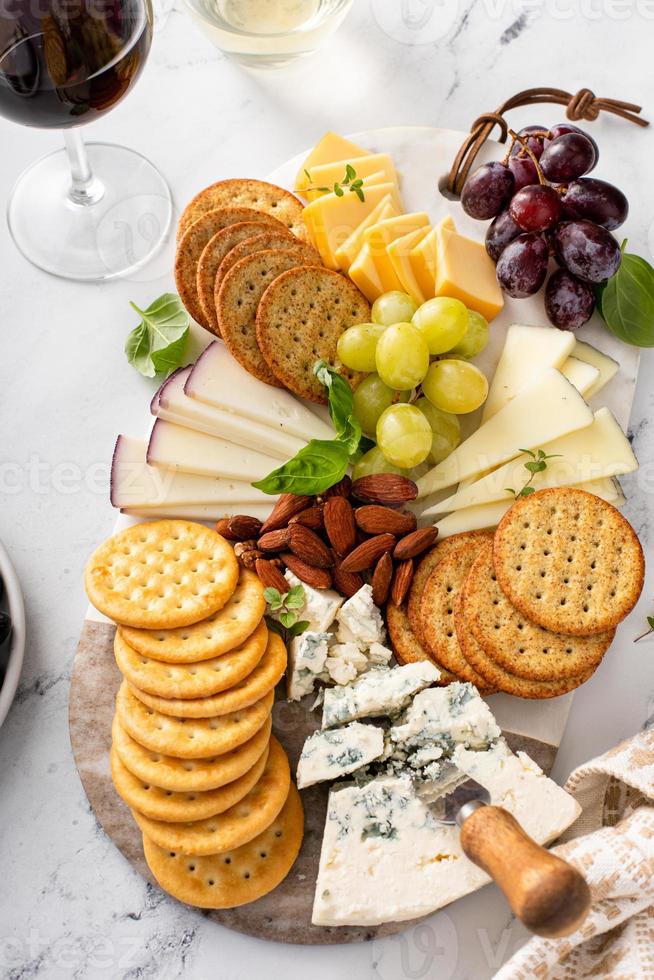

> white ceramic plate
[0,540,26,729]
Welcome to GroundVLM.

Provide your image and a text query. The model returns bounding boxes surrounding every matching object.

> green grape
[353,374,410,436]
[371,291,418,326]
[422,359,489,414]
[415,396,461,464]
[352,445,405,480]
[376,403,432,468]
[411,297,468,355]
[449,310,490,359]
[375,322,430,390]
[337,323,386,372]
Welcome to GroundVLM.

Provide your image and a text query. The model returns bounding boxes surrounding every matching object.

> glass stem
[64,130,104,206]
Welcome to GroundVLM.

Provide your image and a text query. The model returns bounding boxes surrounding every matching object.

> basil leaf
[252,439,350,495]
[125,293,190,378]
[314,361,361,455]
[597,247,654,347]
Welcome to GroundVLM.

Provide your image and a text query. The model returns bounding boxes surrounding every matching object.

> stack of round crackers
[388,489,644,700]
[85,520,302,909]
[174,178,368,402]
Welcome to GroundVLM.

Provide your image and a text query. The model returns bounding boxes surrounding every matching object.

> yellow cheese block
[410,216,456,299]
[434,226,504,322]
[298,154,398,201]
[349,243,385,303]
[295,132,369,190]
[387,227,431,303]
[303,182,403,269]
[334,196,399,272]
[364,213,431,292]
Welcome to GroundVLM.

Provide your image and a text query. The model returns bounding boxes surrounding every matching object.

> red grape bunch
[460,123,628,330]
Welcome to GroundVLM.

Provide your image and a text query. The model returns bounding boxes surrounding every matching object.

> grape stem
[506,129,548,186]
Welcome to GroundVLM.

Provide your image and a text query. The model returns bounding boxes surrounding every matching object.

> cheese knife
[433,779,591,938]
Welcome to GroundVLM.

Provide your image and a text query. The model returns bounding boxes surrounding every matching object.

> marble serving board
[70,128,640,944]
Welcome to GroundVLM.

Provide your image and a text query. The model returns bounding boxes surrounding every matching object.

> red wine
[0,0,152,128]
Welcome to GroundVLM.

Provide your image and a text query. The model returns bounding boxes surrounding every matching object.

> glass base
[7,142,173,281]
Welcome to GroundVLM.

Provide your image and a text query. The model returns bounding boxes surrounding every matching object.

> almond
[282,552,332,590]
[215,518,241,542]
[260,494,313,534]
[289,505,325,531]
[340,533,396,573]
[393,528,439,561]
[391,559,414,606]
[332,558,364,599]
[228,515,263,540]
[258,528,292,552]
[255,559,288,593]
[289,524,333,568]
[351,474,418,506]
[372,552,393,605]
[324,497,356,557]
[321,475,352,499]
[355,505,417,536]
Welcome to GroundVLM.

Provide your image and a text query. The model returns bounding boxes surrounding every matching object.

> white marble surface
[1,2,654,977]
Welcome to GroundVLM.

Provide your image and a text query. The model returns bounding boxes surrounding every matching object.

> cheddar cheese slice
[349,243,385,303]
[303,182,403,268]
[410,216,455,299]
[434,225,504,321]
[387,227,431,303]
[334,196,398,272]
[298,154,398,201]
[363,212,430,292]
[295,132,370,190]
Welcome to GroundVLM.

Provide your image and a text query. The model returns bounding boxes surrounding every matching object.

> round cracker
[454,591,593,699]
[112,714,272,792]
[110,742,269,823]
[493,488,644,637]
[133,737,290,856]
[197,219,288,332]
[386,603,456,683]
[143,782,303,909]
[256,266,368,403]
[85,521,239,630]
[177,179,307,242]
[175,207,279,328]
[128,631,287,717]
[119,569,266,664]
[115,681,273,759]
[419,541,495,689]
[408,531,494,641]
[462,542,614,681]
[114,620,268,700]
[214,230,320,297]
[217,250,317,386]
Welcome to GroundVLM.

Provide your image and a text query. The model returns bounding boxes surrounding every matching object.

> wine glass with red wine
[0,0,172,280]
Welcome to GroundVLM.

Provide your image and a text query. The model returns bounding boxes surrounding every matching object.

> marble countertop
[1,2,654,976]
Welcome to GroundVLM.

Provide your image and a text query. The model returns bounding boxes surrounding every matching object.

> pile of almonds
[215,474,438,607]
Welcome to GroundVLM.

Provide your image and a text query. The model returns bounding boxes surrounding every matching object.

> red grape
[545,269,595,329]
[496,233,549,297]
[553,220,622,283]
[485,209,522,262]
[461,162,515,220]
[509,184,563,232]
[563,178,628,231]
[547,123,598,169]
[540,133,595,182]
[510,125,547,160]
[508,154,539,191]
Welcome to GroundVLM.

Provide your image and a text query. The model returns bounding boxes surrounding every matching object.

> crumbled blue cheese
[286,631,330,701]
[321,662,440,729]
[324,643,368,685]
[335,585,386,646]
[297,723,384,788]
[367,642,393,667]
[284,571,343,632]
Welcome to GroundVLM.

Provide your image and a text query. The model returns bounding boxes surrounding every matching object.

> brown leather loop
[447,86,648,196]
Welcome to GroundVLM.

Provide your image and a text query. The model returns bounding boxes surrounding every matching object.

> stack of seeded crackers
[85,519,302,909]
[389,488,644,699]
[174,177,369,403]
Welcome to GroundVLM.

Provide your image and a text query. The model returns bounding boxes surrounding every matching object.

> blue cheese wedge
[284,571,343,632]
[321,662,440,729]
[335,585,386,645]
[389,683,501,761]
[286,631,330,701]
[297,722,385,788]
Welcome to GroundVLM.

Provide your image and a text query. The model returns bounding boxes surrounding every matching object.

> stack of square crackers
[389,488,644,699]
[85,519,303,909]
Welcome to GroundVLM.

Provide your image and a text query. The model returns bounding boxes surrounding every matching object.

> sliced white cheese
[560,356,600,397]
[416,368,593,499]
[482,324,576,421]
[428,408,637,515]
[184,342,334,443]
[297,722,384,788]
[152,368,305,459]
[147,420,280,482]
[572,339,619,400]
[322,662,440,729]
[120,502,274,521]
[433,477,625,537]
[111,436,274,509]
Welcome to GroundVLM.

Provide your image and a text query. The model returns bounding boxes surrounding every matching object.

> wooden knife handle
[459,805,591,938]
